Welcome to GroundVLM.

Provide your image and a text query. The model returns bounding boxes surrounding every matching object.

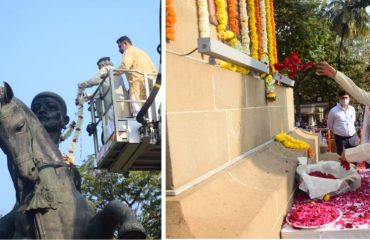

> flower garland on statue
[197,0,211,38]
[261,73,276,102]
[275,133,314,158]
[254,0,263,60]
[265,0,275,71]
[247,0,258,59]
[59,121,76,143]
[259,0,268,63]
[239,0,250,55]
[270,0,278,64]
[166,0,177,42]
[64,89,88,165]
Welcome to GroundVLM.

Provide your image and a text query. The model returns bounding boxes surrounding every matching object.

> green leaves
[79,155,161,239]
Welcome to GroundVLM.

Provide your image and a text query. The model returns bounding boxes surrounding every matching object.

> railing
[88,68,159,159]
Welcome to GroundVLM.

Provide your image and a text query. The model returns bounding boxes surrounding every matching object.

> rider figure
[31,92,82,191]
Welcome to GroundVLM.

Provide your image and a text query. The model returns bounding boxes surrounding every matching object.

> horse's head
[0,82,56,183]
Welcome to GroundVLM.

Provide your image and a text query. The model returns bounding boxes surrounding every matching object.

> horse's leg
[87,200,146,239]
[0,209,16,239]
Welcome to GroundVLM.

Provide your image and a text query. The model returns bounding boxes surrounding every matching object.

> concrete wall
[166,0,306,238]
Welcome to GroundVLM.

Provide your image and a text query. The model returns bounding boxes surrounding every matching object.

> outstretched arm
[316,62,370,106]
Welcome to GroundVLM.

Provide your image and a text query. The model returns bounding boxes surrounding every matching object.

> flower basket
[296,161,361,199]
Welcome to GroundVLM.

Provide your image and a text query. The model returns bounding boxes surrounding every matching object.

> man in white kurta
[116,36,158,117]
[316,61,370,166]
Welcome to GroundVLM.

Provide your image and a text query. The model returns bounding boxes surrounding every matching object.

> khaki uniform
[118,46,157,115]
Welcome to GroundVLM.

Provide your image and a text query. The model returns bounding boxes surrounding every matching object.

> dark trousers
[334,134,358,155]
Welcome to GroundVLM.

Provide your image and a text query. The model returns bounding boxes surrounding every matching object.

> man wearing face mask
[115,36,157,117]
[327,90,358,155]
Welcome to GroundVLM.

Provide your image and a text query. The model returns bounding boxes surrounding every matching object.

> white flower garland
[239,0,250,55]
[259,0,268,63]
[65,89,88,165]
[197,0,210,38]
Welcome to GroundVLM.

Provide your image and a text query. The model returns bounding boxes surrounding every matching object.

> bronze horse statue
[0,82,146,239]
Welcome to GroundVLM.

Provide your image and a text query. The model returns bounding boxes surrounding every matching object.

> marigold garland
[247,0,258,59]
[218,60,250,75]
[228,0,239,37]
[215,0,235,41]
[275,133,311,150]
[166,0,177,42]
[197,0,211,37]
[254,0,263,60]
[270,0,278,64]
[265,0,275,71]
[239,0,250,55]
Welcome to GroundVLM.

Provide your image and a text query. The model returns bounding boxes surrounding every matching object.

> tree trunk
[337,25,346,71]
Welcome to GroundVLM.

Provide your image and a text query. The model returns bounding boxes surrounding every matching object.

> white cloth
[361,106,370,143]
[345,143,370,163]
[327,103,356,137]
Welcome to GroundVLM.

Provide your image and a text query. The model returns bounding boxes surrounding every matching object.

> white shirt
[334,71,370,163]
[327,103,356,137]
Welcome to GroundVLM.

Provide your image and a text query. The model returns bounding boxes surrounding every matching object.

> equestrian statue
[0,82,146,239]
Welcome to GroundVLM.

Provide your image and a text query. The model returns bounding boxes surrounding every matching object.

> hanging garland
[197,0,211,38]
[254,0,263,60]
[239,0,250,55]
[228,0,239,37]
[59,121,76,142]
[259,0,268,63]
[270,0,278,64]
[265,0,275,71]
[64,89,87,165]
[166,0,177,42]
[247,0,258,59]
[215,0,235,41]
[261,73,276,102]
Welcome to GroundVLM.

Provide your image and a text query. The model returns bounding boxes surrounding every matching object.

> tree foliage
[78,155,161,239]
[275,0,339,119]
[325,0,370,69]
[274,0,370,123]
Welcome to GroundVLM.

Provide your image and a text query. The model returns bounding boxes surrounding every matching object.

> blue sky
[0,0,161,215]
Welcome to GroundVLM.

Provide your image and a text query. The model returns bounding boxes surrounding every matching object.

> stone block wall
[165,0,310,238]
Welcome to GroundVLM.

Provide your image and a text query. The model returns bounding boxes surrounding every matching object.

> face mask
[119,48,125,54]
[340,98,349,106]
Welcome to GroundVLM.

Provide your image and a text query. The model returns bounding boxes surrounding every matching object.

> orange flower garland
[247,0,258,59]
[228,0,239,37]
[166,0,176,42]
[270,0,278,64]
[254,0,263,60]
